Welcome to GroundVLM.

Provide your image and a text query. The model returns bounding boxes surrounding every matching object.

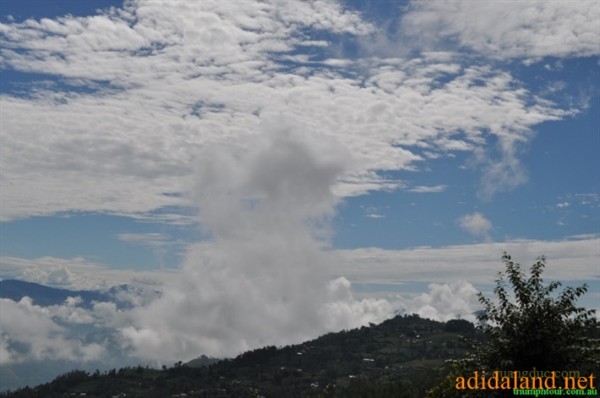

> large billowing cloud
[119,127,392,361]
[0,0,575,221]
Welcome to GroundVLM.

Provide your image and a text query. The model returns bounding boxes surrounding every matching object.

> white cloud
[0,255,179,291]
[404,281,480,322]
[402,0,600,60]
[119,128,393,362]
[333,236,600,285]
[408,184,447,193]
[577,193,600,206]
[364,206,386,219]
[458,212,492,238]
[117,232,169,245]
[0,0,574,220]
[0,297,105,364]
[322,277,394,329]
[0,334,13,365]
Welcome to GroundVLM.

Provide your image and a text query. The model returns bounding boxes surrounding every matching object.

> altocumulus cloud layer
[1,0,590,221]
[121,126,393,361]
[402,0,599,60]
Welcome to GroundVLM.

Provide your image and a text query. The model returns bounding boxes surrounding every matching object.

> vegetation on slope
[1,314,476,398]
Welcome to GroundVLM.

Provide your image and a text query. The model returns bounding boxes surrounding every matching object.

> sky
[0,0,599,366]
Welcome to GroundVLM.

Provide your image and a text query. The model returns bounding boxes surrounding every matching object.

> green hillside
[0,314,477,398]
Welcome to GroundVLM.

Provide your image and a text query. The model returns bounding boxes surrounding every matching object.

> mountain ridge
[1,279,118,308]
[0,313,477,397]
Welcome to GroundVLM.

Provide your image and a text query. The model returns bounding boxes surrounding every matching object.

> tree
[476,253,598,372]
[427,253,599,397]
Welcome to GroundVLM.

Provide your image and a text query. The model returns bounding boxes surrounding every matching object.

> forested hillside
[1,314,477,398]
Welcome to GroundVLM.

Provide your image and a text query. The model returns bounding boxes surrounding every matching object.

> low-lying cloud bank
[1,233,597,366]
[2,232,597,365]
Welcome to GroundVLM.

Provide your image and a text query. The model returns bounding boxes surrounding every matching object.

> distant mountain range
[0,279,111,308]
[0,279,157,310]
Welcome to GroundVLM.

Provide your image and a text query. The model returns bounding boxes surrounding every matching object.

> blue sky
[0,0,598,365]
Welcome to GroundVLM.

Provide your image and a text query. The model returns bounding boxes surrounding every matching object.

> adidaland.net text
[455,371,596,391]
